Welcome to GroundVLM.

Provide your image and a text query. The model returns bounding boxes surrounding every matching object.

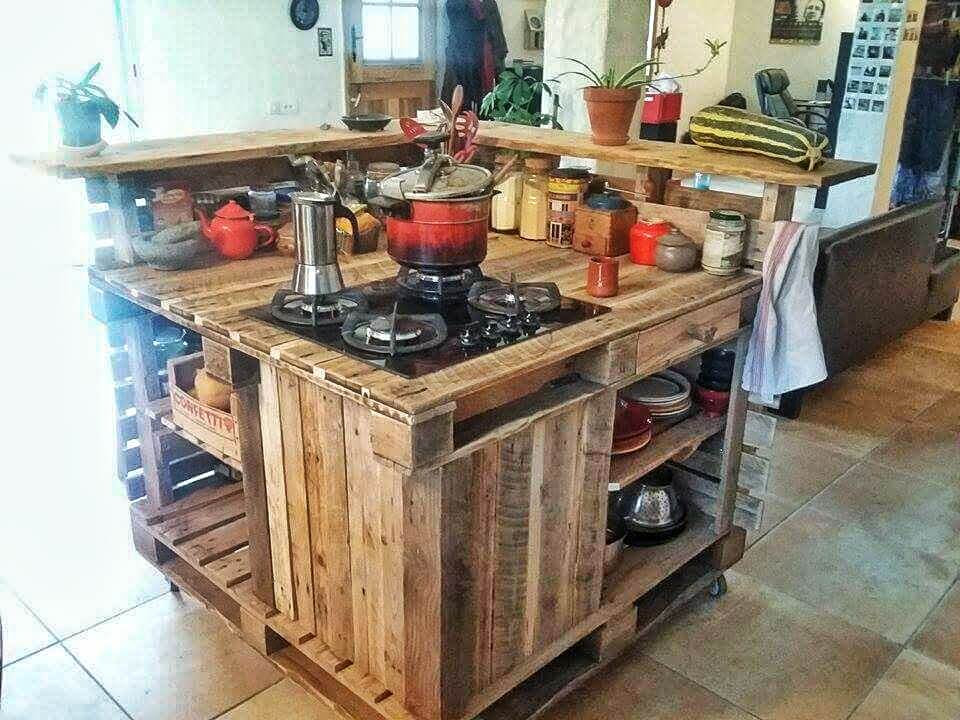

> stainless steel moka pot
[289,191,359,297]
[286,155,360,298]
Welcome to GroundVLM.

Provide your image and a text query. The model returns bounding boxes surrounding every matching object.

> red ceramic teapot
[199,200,277,260]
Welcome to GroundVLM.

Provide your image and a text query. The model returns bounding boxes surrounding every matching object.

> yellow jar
[519,156,551,241]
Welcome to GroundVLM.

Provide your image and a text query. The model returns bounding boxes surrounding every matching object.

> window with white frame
[361,0,422,63]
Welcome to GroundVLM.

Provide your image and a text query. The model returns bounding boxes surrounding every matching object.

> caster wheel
[709,574,728,598]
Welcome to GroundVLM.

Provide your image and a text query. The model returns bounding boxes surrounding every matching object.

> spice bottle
[547,167,591,248]
[519,156,551,241]
[490,153,523,232]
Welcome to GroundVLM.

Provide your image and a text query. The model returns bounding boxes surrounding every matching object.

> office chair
[755,68,830,129]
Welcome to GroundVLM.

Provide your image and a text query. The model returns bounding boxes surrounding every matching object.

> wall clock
[290,0,320,31]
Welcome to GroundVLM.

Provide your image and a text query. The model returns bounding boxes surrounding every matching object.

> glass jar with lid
[519,156,552,241]
[490,153,523,233]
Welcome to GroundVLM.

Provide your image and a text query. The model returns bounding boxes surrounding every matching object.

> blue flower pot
[56,100,102,148]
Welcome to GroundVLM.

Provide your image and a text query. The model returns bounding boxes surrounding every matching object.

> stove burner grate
[396,265,483,301]
[270,288,368,327]
[341,305,447,356]
[467,280,562,315]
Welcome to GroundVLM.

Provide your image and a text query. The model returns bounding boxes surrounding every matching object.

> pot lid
[379,163,492,201]
[215,200,253,219]
[291,190,338,205]
[658,229,696,247]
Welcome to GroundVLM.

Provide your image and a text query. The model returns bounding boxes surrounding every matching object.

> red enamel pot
[386,193,493,269]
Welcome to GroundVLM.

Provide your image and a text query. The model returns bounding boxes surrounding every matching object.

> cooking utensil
[619,468,687,535]
[340,113,392,132]
[385,193,493,268]
[622,370,692,406]
[453,110,480,163]
[447,85,464,154]
[288,191,359,296]
[400,117,428,142]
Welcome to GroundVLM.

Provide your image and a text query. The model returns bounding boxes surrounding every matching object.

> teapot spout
[197,210,218,246]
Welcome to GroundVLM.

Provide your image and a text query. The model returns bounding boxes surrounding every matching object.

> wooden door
[342,0,437,117]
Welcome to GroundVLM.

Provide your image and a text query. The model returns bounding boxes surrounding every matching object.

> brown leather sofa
[777,200,960,418]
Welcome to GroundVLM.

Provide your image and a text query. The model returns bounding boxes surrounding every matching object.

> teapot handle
[253,223,278,249]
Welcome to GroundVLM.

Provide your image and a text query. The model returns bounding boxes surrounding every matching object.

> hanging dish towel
[742,220,827,403]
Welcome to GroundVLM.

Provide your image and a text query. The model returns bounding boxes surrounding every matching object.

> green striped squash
[689,106,829,171]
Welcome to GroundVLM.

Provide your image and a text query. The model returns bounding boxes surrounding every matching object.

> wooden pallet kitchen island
[15,122,875,720]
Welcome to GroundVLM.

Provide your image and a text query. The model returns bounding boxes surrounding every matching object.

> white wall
[499,0,546,64]
[724,0,860,112]
[124,0,345,139]
[657,0,736,131]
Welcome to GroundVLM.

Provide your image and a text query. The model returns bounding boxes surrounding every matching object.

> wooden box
[573,204,638,257]
[168,353,241,462]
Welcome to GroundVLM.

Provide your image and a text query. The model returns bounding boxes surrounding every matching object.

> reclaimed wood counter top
[90,237,760,419]
[10,122,408,178]
[476,121,876,189]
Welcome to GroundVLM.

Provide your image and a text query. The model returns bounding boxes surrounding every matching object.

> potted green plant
[34,63,138,153]
[480,67,561,128]
[556,39,726,146]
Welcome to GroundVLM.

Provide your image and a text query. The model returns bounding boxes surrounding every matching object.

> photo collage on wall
[845,0,905,113]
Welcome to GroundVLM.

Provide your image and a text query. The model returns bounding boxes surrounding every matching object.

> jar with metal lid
[547,167,590,248]
[490,153,523,233]
[519,156,551,241]
[702,209,747,276]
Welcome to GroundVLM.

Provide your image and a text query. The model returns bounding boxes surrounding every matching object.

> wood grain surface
[91,237,760,417]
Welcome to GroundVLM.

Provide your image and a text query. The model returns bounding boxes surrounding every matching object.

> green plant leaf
[80,62,101,86]
[558,57,604,86]
[615,59,661,88]
[552,70,603,86]
[92,95,120,128]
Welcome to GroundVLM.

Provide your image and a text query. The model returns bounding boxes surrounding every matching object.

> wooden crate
[168,353,241,463]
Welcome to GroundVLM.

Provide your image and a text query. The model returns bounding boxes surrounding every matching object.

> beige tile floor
[0,270,957,720]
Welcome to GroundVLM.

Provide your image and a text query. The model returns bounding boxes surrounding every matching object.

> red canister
[629,218,671,266]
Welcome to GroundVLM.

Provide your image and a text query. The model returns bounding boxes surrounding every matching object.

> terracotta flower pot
[583,87,641,146]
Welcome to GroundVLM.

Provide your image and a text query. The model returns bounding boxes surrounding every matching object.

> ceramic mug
[587,256,619,298]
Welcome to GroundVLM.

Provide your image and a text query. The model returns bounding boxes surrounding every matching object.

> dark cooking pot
[385,193,493,269]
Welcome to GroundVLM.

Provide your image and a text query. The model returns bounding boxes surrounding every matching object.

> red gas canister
[629,218,671,266]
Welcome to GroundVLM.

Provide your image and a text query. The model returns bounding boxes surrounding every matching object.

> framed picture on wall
[770,0,825,45]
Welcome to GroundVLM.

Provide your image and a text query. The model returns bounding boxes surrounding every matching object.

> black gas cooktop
[244,277,610,379]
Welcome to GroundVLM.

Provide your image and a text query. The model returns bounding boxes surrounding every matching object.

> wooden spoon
[447,85,465,154]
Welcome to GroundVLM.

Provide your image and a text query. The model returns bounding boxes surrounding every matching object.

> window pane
[391,6,420,60]
[362,5,391,61]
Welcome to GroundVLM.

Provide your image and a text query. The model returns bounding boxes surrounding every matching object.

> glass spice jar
[490,153,523,233]
[547,167,591,249]
[519,156,552,241]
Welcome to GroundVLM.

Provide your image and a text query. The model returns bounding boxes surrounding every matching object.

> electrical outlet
[268,100,301,115]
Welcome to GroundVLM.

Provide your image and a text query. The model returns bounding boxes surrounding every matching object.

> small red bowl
[695,384,730,417]
[614,396,654,441]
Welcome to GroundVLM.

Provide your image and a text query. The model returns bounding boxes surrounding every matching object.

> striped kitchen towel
[742,220,826,403]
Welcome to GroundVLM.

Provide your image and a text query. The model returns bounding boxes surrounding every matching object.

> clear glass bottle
[519,156,551,241]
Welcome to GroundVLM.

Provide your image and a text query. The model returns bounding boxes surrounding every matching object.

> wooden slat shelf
[600,510,717,609]
[608,412,725,490]
[144,396,244,473]
[476,121,877,188]
[10,123,409,178]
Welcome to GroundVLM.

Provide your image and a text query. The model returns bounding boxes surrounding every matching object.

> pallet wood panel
[476,121,875,189]
[90,241,761,418]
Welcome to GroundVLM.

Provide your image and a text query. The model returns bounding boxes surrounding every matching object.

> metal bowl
[619,469,686,531]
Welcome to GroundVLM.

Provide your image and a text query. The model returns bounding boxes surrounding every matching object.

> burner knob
[481,319,504,345]
[519,311,541,334]
[501,314,523,339]
[458,324,483,349]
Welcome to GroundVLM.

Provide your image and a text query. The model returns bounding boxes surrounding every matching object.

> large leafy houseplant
[34,63,138,150]
[555,39,726,146]
[480,67,560,128]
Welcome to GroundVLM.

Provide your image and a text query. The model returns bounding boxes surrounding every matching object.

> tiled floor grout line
[55,588,172,644]
[207,679,286,719]
[59,641,137,720]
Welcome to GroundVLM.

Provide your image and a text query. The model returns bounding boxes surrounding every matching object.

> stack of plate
[620,370,693,426]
